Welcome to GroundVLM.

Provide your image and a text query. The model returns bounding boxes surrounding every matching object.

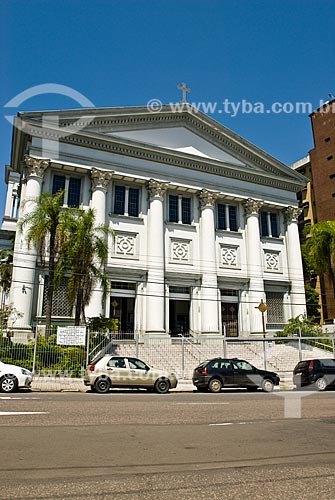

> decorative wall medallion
[220,245,238,267]
[264,250,280,271]
[115,233,137,257]
[171,239,190,262]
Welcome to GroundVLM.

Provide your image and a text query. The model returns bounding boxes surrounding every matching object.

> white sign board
[56,326,86,346]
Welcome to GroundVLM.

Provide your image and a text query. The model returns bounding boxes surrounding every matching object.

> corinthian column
[85,168,114,319]
[145,179,168,335]
[243,198,265,333]
[10,156,50,334]
[199,189,220,334]
[284,206,306,318]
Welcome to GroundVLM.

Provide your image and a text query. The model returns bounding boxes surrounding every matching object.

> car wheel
[154,378,170,394]
[94,377,111,394]
[208,378,222,393]
[315,377,327,391]
[0,375,18,393]
[261,379,274,393]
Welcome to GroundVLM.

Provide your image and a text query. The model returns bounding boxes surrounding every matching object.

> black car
[293,359,335,391]
[192,358,280,393]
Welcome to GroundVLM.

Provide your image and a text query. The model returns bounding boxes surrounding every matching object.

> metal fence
[1,330,335,379]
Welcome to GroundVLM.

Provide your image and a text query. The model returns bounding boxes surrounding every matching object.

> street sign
[56,326,86,346]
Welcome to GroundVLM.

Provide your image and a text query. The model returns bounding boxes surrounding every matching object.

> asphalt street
[1,390,335,499]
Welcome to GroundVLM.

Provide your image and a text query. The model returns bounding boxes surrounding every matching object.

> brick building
[293,98,335,323]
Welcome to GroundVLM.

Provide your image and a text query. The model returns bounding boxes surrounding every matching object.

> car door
[232,360,255,387]
[218,360,234,386]
[127,358,152,387]
[105,357,130,387]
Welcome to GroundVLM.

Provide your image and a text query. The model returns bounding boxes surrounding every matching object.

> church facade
[1,105,307,341]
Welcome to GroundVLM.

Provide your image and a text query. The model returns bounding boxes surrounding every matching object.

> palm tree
[18,191,70,337]
[59,208,112,325]
[0,249,13,308]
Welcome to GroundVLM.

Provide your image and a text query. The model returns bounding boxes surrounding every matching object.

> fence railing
[1,331,335,379]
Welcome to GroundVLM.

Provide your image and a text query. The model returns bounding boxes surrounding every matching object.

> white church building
[1,104,307,341]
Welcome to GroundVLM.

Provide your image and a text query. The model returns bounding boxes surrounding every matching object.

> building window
[260,211,279,237]
[327,155,333,161]
[52,174,81,208]
[42,276,72,317]
[168,194,192,224]
[217,204,238,231]
[266,292,284,324]
[113,185,140,217]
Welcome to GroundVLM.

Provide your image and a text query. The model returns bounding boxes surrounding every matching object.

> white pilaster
[243,198,265,333]
[85,168,113,319]
[199,189,219,334]
[145,179,168,334]
[10,156,49,331]
[284,207,306,318]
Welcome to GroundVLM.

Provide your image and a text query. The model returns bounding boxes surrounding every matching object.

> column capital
[284,206,302,223]
[198,189,219,209]
[24,155,50,179]
[243,198,263,217]
[91,168,114,191]
[147,179,169,200]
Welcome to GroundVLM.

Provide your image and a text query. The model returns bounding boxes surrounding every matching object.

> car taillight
[89,365,95,372]
[201,367,207,375]
[309,360,314,373]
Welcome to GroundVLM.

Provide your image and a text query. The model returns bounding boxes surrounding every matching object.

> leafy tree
[304,221,335,293]
[304,284,320,320]
[276,314,322,337]
[18,191,73,337]
[58,208,113,325]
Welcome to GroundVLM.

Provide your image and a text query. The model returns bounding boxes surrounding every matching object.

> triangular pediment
[108,127,246,166]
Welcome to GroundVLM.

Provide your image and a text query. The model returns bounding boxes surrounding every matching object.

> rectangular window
[52,174,81,207]
[217,204,238,231]
[260,211,279,237]
[113,186,140,217]
[52,175,65,195]
[217,204,226,230]
[181,197,191,224]
[68,178,81,207]
[169,195,179,222]
[260,212,269,236]
[266,292,284,324]
[229,206,238,231]
[114,186,125,215]
[270,213,279,237]
[128,188,139,217]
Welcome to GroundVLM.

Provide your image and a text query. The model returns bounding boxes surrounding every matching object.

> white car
[0,361,33,393]
[84,355,178,394]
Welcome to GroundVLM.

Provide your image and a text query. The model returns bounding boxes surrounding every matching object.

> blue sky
[1,0,334,218]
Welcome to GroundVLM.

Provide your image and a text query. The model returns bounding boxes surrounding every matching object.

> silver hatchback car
[84,355,178,394]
